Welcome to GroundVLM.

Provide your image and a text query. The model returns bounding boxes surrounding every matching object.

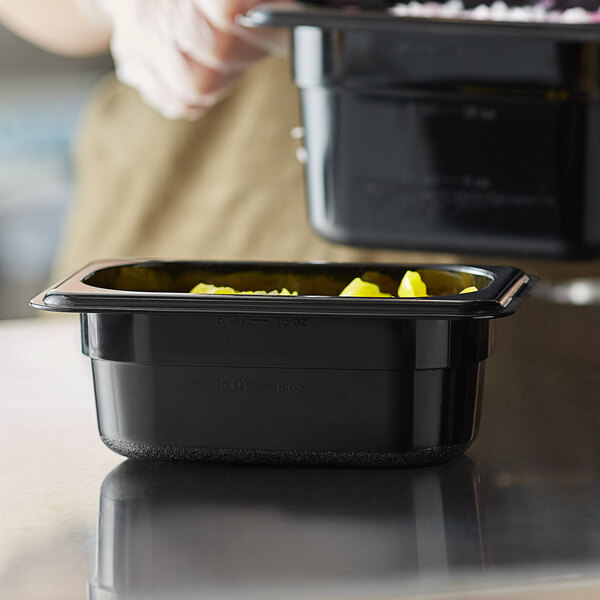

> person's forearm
[0,0,110,56]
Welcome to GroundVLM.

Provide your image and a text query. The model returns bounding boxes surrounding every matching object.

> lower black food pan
[31,259,536,467]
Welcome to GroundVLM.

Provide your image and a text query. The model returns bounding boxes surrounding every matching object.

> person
[1,0,451,281]
[1,0,598,284]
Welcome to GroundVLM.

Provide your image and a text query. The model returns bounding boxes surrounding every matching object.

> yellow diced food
[190,282,298,295]
[397,271,428,297]
[190,283,237,294]
[262,288,298,295]
[339,277,392,297]
[190,274,476,298]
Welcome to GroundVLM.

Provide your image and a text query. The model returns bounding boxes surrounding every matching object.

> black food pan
[242,2,600,258]
[31,259,536,467]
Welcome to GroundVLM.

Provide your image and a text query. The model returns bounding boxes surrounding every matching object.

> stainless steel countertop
[1,298,600,600]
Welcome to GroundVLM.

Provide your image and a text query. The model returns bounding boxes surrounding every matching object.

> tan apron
[54,55,600,283]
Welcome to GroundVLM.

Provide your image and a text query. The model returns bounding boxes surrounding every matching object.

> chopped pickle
[190,283,298,296]
[397,271,428,298]
[339,277,392,297]
[190,283,237,295]
[190,275,478,298]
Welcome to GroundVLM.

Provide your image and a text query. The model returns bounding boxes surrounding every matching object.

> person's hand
[84,0,287,120]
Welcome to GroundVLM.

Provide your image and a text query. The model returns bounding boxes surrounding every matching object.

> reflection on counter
[90,459,484,600]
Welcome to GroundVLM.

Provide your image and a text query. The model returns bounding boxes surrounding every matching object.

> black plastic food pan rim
[240,2,600,42]
[30,258,537,319]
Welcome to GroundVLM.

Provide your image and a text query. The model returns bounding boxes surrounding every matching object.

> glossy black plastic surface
[90,459,484,599]
[88,317,487,463]
[31,259,536,466]
[243,3,600,257]
[31,259,532,318]
[245,2,600,42]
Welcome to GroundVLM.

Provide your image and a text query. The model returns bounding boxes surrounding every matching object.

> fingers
[193,0,265,32]
[180,52,240,103]
[107,1,211,119]
[99,0,289,120]
[176,0,265,74]
[193,0,289,56]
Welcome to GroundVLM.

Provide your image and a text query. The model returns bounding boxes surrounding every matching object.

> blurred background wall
[0,24,111,319]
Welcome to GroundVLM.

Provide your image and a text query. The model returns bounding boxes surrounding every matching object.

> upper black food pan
[242,2,600,258]
[31,259,536,467]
